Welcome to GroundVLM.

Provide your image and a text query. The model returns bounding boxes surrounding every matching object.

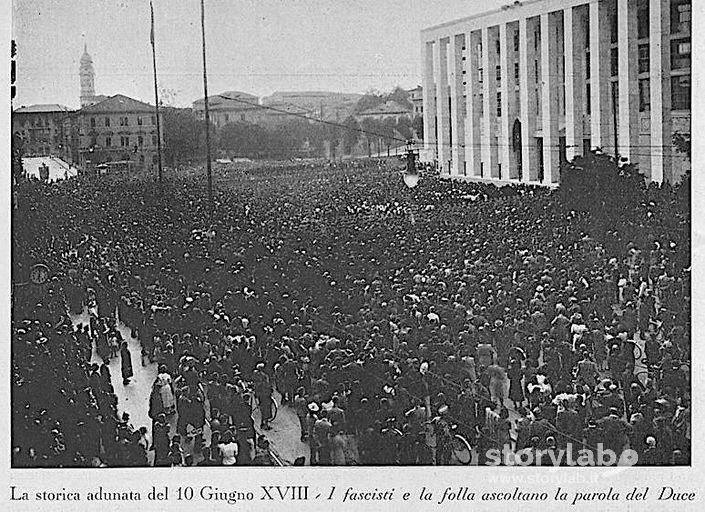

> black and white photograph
[5,0,701,503]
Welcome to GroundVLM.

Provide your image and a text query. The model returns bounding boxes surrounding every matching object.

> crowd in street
[12,157,690,467]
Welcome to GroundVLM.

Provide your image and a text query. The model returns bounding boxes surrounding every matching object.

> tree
[162,107,213,166]
[673,131,691,159]
[359,118,378,157]
[395,117,413,140]
[342,116,361,154]
[559,151,646,240]
[379,118,398,156]
[387,86,413,110]
[411,115,424,140]
[355,89,385,113]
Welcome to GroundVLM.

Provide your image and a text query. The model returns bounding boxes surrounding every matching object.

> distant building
[355,100,413,122]
[12,104,76,160]
[76,94,163,171]
[422,0,691,184]
[192,91,262,128]
[407,86,424,116]
[79,45,108,107]
[261,91,362,124]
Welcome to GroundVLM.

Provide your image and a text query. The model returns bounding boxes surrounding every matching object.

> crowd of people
[12,156,690,467]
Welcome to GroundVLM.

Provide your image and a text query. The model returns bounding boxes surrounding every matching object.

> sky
[12,0,509,108]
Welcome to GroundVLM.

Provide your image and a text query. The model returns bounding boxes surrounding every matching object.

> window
[495,39,501,55]
[639,79,650,111]
[224,113,229,122]
[140,154,145,163]
[105,136,112,147]
[477,42,482,60]
[610,6,618,44]
[638,44,650,73]
[671,39,691,69]
[534,60,539,84]
[151,115,156,125]
[240,114,246,121]
[138,135,144,146]
[611,48,618,77]
[152,135,158,145]
[637,0,650,39]
[105,117,110,127]
[671,74,691,110]
[90,118,96,128]
[496,65,501,82]
[137,116,143,126]
[586,83,591,114]
[119,117,129,126]
[514,62,520,82]
[671,0,691,35]
[479,68,484,83]
[121,136,130,147]
[152,154,158,164]
[497,92,502,117]
[585,51,591,79]
[534,28,540,51]
[513,32,520,52]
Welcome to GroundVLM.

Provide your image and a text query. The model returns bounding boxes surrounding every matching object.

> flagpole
[200,0,213,210]
[150,0,163,183]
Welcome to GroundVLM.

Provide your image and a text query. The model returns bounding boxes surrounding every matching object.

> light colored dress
[330,433,346,465]
[156,372,176,413]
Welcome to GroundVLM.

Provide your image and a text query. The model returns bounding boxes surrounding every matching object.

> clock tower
[79,44,96,107]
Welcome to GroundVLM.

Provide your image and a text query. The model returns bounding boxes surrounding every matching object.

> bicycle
[425,418,473,465]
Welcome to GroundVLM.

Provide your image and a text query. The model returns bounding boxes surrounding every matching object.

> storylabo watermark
[485,444,639,467]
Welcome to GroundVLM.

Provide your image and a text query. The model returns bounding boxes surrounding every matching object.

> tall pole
[150,1,163,183]
[200,0,213,208]
[611,82,619,160]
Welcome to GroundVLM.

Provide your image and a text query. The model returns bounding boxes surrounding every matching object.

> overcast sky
[12,0,509,108]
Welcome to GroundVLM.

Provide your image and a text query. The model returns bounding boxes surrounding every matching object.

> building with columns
[421,0,691,184]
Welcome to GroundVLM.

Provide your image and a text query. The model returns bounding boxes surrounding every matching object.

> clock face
[30,264,50,285]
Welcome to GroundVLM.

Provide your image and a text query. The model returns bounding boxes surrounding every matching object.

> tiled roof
[14,104,74,114]
[80,94,154,113]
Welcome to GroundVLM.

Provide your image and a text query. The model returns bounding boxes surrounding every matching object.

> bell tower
[79,44,96,106]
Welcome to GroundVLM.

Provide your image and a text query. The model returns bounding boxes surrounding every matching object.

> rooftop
[14,104,74,114]
[358,100,412,116]
[80,94,155,114]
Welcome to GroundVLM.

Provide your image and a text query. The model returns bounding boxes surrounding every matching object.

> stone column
[589,0,614,153]
[435,37,451,173]
[449,33,466,175]
[541,12,561,184]
[564,5,586,162]
[422,40,437,161]
[649,0,672,183]
[519,16,539,182]
[482,26,499,178]
[618,0,640,163]
[499,22,519,180]
[466,30,483,177]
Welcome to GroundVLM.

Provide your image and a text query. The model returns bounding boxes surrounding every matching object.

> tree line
[161,86,424,164]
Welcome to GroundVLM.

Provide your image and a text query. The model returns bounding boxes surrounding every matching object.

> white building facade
[421,0,691,184]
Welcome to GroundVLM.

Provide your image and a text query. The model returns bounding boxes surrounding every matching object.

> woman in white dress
[218,431,239,466]
[155,365,176,415]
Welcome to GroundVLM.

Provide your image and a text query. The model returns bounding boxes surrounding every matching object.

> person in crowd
[11,158,690,467]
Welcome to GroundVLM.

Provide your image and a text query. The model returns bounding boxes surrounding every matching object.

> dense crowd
[12,156,690,467]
